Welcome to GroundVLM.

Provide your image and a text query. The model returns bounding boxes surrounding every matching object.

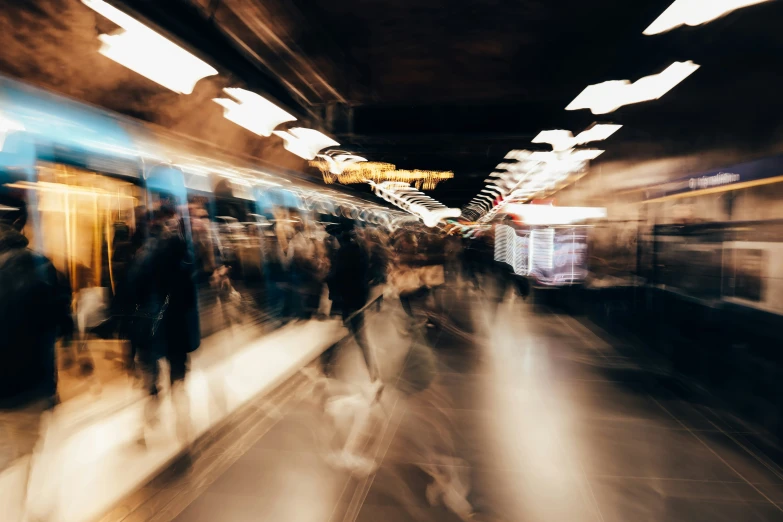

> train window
[9,162,143,295]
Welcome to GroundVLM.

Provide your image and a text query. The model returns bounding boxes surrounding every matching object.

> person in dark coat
[0,193,71,515]
[326,219,379,384]
[129,201,200,441]
[0,194,70,406]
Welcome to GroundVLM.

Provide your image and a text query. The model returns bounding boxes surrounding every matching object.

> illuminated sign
[643,154,783,201]
[688,172,739,190]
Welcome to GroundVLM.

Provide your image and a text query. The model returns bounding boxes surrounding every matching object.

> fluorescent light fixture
[504,204,607,225]
[315,152,367,175]
[533,124,622,151]
[213,88,295,137]
[577,123,623,144]
[644,0,771,35]
[505,150,532,161]
[532,130,575,152]
[82,0,218,94]
[566,61,700,114]
[570,149,604,161]
[370,180,456,226]
[273,128,339,160]
[496,162,518,171]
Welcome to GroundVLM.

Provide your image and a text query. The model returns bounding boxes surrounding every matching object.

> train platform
[95,284,783,522]
[0,318,346,522]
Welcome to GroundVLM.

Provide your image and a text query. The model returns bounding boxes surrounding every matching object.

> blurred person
[392,230,431,319]
[211,264,243,328]
[286,217,320,320]
[262,220,288,323]
[326,219,381,388]
[0,193,71,521]
[123,208,151,371]
[444,230,464,286]
[128,200,200,443]
[310,222,332,319]
[366,228,391,311]
[311,289,474,521]
[189,205,216,286]
[462,236,481,289]
[0,194,71,406]
[275,213,298,322]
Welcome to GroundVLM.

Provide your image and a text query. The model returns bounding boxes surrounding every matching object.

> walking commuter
[128,200,200,443]
[0,193,72,520]
[326,219,380,387]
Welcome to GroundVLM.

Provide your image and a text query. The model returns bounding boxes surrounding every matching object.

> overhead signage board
[642,155,783,202]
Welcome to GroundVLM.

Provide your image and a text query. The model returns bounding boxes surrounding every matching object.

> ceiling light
[533,124,622,151]
[273,128,339,160]
[314,152,367,175]
[82,0,218,94]
[566,61,700,114]
[505,150,532,161]
[570,149,604,161]
[532,130,575,152]
[213,88,295,137]
[577,124,623,144]
[644,0,772,35]
[503,205,607,225]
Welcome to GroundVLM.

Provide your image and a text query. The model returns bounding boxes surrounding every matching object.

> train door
[5,161,144,393]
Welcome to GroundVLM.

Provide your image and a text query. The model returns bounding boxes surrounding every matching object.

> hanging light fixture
[82,0,218,94]
[644,0,772,35]
[565,61,700,114]
[213,88,296,137]
[273,128,339,160]
[369,181,460,227]
[533,124,622,151]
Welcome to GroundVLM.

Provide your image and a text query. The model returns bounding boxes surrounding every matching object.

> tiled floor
[0,319,344,522]
[115,282,783,522]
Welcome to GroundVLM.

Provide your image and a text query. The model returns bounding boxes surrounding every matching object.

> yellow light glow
[5,180,138,199]
[82,0,218,94]
[644,0,772,35]
[311,160,453,190]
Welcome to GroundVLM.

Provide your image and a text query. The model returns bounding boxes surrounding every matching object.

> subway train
[0,74,400,356]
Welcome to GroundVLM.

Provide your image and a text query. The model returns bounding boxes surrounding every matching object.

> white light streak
[213,88,295,137]
[504,204,607,225]
[370,181,459,227]
[315,152,368,175]
[82,0,218,94]
[566,61,700,114]
[533,124,622,151]
[273,128,339,160]
[644,0,772,35]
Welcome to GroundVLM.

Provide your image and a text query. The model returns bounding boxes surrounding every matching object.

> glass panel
[6,162,143,295]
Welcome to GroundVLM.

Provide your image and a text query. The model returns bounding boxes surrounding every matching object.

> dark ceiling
[4,0,783,208]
